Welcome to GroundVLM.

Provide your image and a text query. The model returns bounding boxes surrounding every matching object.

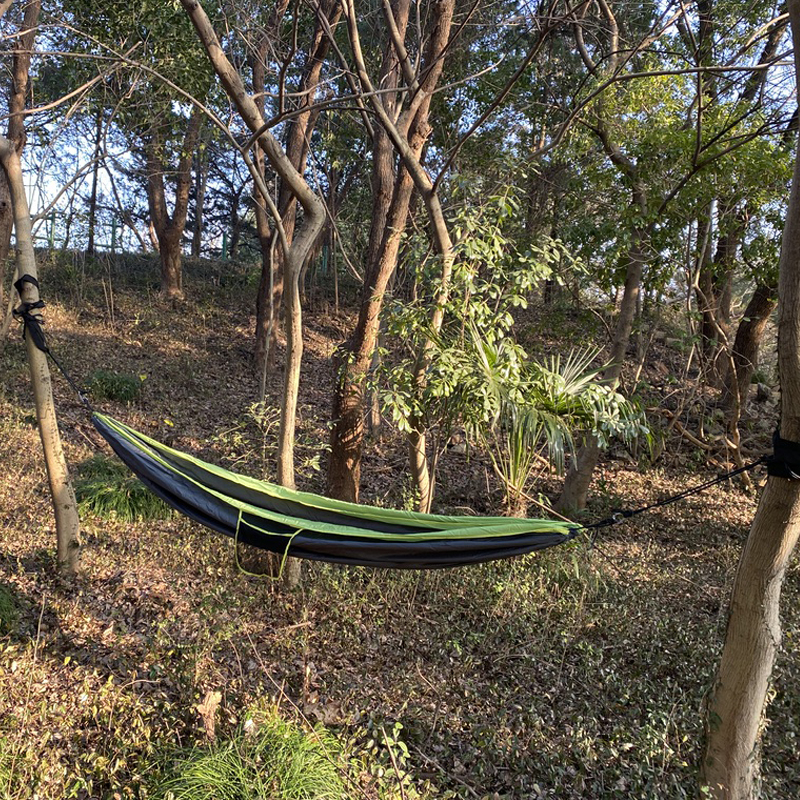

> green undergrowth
[86,369,143,404]
[0,736,37,800]
[151,706,348,800]
[0,584,18,635]
[148,704,435,800]
[75,454,171,522]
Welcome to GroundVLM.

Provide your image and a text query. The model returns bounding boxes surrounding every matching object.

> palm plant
[465,328,646,517]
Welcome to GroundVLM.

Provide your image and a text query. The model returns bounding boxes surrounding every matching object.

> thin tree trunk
[250,44,276,372]
[327,0,425,502]
[724,283,777,416]
[342,0,457,512]
[182,0,326,589]
[0,137,81,574]
[228,193,241,259]
[0,0,39,344]
[86,106,103,256]
[702,3,800,791]
[191,139,207,258]
[556,230,647,513]
[251,0,341,371]
[327,167,414,500]
[0,174,11,317]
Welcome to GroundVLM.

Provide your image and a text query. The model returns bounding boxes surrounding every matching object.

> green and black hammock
[92,413,579,569]
[21,273,769,571]
[13,272,577,571]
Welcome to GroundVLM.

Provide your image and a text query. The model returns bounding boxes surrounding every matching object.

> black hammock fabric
[92,414,579,569]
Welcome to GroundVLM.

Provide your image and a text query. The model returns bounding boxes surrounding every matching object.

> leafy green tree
[554,0,791,510]
[379,187,643,514]
[65,0,213,296]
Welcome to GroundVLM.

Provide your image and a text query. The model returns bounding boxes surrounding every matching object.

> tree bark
[250,37,278,373]
[191,137,207,258]
[0,0,39,341]
[697,202,745,387]
[326,173,414,501]
[0,136,81,575]
[86,105,103,257]
[327,0,414,502]
[252,0,341,370]
[702,3,800,792]
[724,283,777,415]
[342,0,457,512]
[159,227,184,298]
[145,108,202,300]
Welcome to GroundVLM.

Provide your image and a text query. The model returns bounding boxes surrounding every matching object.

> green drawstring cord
[234,508,302,581]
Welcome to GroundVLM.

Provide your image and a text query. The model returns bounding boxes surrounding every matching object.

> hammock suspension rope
[13,274,800,570]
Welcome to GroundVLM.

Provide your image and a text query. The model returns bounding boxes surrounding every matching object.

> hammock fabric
[92,414,579,569]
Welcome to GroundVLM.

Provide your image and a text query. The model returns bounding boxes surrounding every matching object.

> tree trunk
[702,481,800,799]
[0,137,81,575]
[250,44,277,372]
[342,0,457,512]
[0,0,39,344]
[556,230,647,514]
[724,283,777,416]
[145,108,201,300]
[158,226,184,299]
[327,0,425,502]
[251,0,341,371]
[275,250,304,589]
[327,158,414,501]
[0,170,11,314]
[182,0,327,589]
[695,211,719,363]
[86,105,103,257]
[229,192,241,259]
[702,3,800,791]
[191,140,207,258]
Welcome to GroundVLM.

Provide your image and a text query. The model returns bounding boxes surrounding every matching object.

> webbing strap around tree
[766,430,800,479]
[13,274,93,410]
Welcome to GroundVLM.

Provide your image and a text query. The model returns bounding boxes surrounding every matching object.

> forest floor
[1,253,798,799]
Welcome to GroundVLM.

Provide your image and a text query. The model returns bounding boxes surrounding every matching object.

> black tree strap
[766,429,800,479]
[13,273,93,411]
[584,456,769,536]
[13,274,49,354]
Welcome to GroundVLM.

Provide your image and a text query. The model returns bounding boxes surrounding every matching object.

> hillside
[1,254,798,799]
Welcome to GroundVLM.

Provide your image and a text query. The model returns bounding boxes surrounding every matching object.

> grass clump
[75,454,170,522]
[86,369,142,403]
[0,584,19,635]
[153,708,345,800]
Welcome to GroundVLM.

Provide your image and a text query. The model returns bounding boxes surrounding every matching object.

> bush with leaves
[379,189,645,515]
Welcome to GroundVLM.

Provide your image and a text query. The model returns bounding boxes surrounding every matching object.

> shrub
[75,455,170,522]
[86,369,142,404]
[152,708,345,800]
